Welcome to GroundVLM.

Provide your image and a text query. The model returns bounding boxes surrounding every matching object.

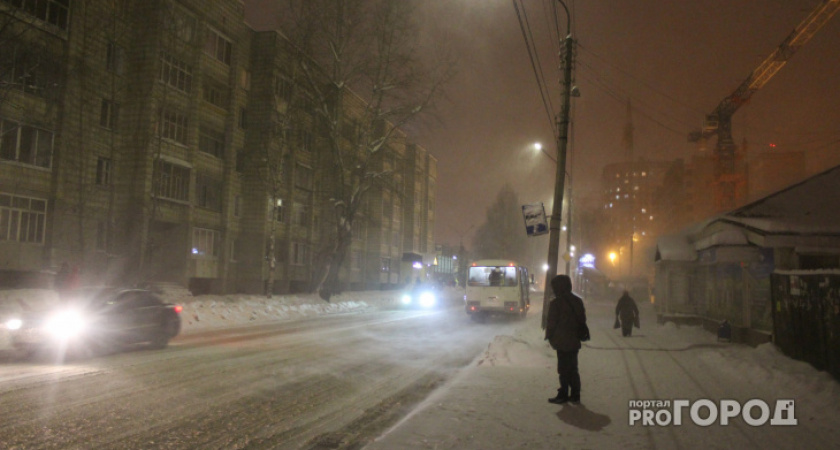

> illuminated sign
[579,253,596,269]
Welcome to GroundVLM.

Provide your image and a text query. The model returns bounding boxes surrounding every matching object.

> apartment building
[0,0,436,294]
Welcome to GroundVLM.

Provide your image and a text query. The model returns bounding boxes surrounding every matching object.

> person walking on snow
[615,290,640,337]
[544,274,587,405]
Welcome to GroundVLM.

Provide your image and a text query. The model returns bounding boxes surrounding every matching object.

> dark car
[3,288,182,357]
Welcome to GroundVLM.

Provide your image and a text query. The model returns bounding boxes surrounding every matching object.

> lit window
[650,215,654,220]
[192,227,219,258]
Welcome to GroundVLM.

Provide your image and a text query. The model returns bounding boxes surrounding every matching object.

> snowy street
[1,288,839,449]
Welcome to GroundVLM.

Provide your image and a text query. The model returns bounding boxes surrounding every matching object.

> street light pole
[542,0,574,330]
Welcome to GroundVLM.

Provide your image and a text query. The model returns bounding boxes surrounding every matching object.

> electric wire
[520,0,557,119]
[513,0,558,136]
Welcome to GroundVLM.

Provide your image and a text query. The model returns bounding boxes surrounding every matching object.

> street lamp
[542,0,575,330]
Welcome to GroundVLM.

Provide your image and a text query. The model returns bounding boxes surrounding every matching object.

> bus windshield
[468,266,518,287]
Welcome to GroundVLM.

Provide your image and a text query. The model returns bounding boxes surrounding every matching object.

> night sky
[243,0,840,250]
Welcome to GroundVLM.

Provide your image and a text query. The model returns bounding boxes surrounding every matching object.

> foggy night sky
[243,0,840,250]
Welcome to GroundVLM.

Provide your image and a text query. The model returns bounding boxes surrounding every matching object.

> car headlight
[44,309,87,339]
[5,318,23,330]
[401,294,413,305]
[419,291,436,308]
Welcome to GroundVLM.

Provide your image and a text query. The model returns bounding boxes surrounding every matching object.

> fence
[771,272,840,381]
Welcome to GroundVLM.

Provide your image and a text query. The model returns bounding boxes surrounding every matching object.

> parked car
[3,288,182,357]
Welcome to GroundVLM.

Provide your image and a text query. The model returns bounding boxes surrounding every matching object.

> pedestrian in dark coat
[615,290,639,337]
[544,274,586,405]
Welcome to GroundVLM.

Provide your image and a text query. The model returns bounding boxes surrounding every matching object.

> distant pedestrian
[615,290,639,337]
[544,274,587,405]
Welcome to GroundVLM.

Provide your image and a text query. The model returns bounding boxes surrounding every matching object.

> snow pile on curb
[0,287,411,349]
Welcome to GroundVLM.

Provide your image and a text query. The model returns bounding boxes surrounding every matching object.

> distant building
[0,0,436,293]
[600,159,670,279]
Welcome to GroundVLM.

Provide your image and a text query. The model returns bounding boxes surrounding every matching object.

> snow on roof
[655,234,696,261]
[693,227,748,250]
[723,163,840,234]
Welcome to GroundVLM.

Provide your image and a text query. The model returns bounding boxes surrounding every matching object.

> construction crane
[689,0,840,212]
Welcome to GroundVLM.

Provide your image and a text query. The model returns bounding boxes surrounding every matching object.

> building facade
[0,0,436,294]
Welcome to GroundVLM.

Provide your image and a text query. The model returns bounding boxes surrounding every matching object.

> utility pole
[542,1,574,330]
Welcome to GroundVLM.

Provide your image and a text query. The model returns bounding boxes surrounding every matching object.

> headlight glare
[5,318,23,330]
[45,309,87,339]
[419,292,436,308]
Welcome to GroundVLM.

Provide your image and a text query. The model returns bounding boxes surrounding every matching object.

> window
[158,52,193,93]
[269,198,284,222]
[160,108,189,144]
[202,79,229,109]
[229,239,238,262]
[0,193,47,244]
[239,68,250,90]
[351,251,362,270]
[293,202,308,226]
[191,227,219,258]
[99,99,119,130]
[233,195,241,217]
[205,28,232,65]
[2,0,70,30]
[155,160,190,201]
[380,257,391,273]
[106,42,125,74]
[238,107,247,129]
[195,173,222,212]
[165,8,196,42]
[96,157,112,186]
[0,119,53,168]
[296,164,313,190]
[199,125,225,158]
[290,242,309,266]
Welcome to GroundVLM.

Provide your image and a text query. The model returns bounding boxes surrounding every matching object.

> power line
[513,0,558,135]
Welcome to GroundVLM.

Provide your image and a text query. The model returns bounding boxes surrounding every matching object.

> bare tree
[472,184,531,265]
[278,0,454,301]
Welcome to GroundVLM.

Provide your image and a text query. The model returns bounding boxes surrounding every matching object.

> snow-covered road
[2,287,839,449]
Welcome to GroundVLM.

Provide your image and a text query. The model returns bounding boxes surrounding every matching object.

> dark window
[199,126,225,158]
[160,108,189,144]
[202,78,229,109]
[195,173,222,212]
[2,0,70,30]
[158,52,193,93]
[96,157,112,186]
[155,160,190,201]
[0,193,47,243]
[106,42,125,74]
[100,99,119,130]
[0,118,53,168]
[204,29,232,65]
